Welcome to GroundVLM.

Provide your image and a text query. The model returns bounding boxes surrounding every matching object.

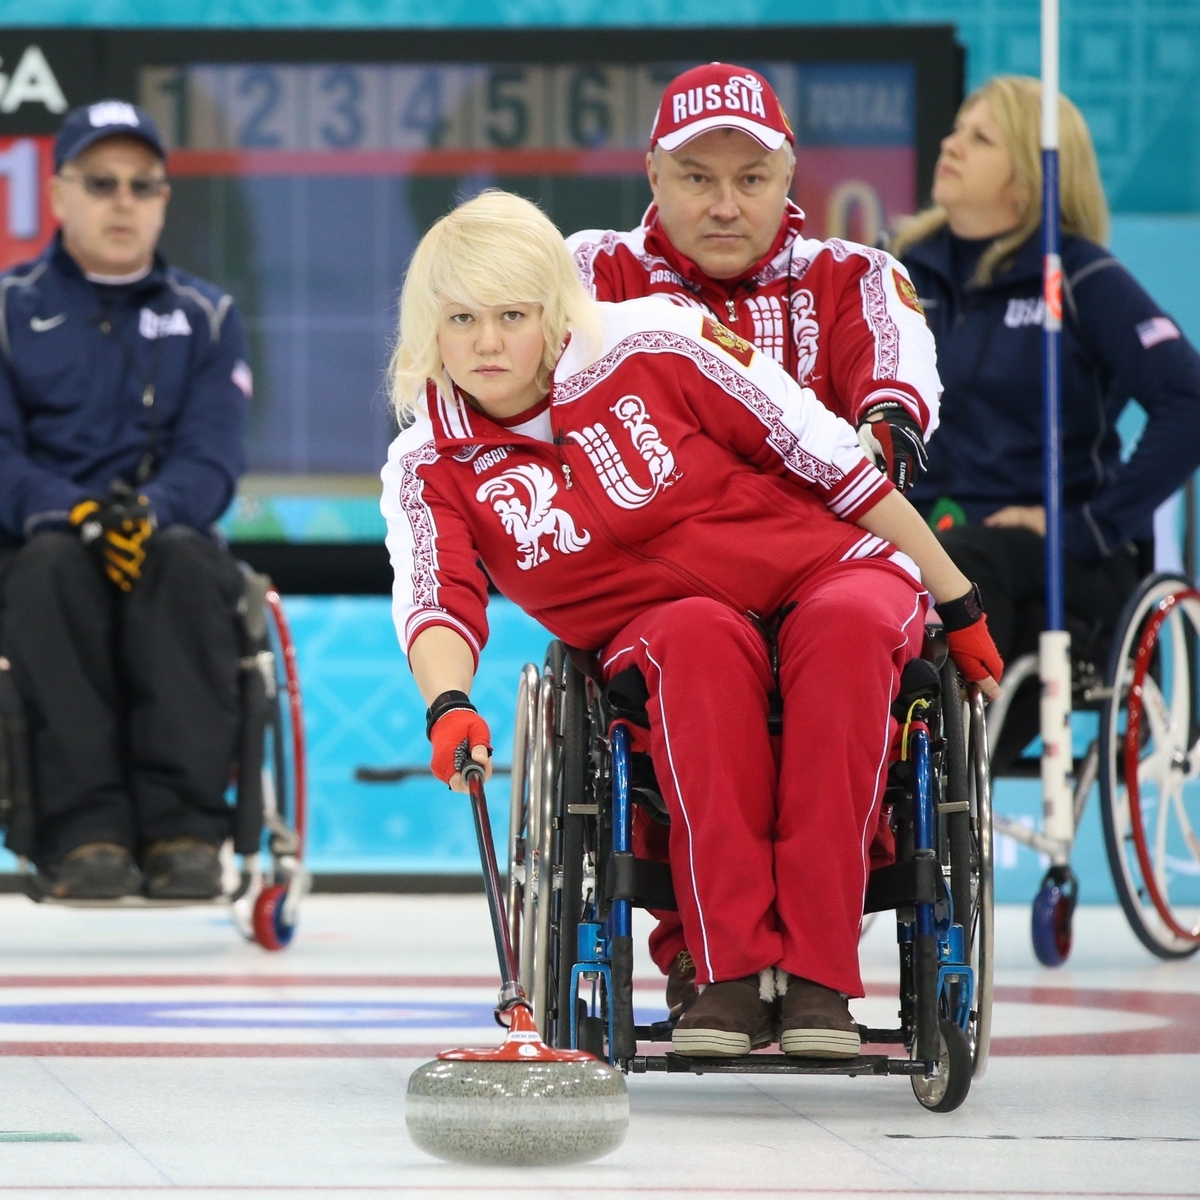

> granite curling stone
[406,1057,629,1166]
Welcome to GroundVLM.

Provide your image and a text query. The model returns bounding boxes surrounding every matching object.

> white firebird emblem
[568,394,680,511]
[476,463,591,571]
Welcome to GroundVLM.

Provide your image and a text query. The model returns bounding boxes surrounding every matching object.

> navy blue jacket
[904,226,1200,561]
[0,235,248,546]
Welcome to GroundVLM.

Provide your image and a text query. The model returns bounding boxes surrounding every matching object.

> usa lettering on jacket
[139,307,193,339]
[1003,297,1045,328]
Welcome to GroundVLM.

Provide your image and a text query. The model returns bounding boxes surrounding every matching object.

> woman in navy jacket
[895,76,1200,765]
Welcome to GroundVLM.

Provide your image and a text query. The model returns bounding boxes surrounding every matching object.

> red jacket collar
[426,379,554,450]
[640,200,806,303]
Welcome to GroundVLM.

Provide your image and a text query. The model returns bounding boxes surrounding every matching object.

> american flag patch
[231,359,254,399]
[1136,316,1181,349]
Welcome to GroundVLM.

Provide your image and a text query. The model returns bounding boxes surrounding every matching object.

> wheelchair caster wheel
[253,883,295,951]
[911,1019,972,1113]
[1031,866,1078,967]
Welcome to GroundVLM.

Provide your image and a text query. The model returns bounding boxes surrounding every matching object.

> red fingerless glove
[430,708,492,784]
[946,616,1004,685]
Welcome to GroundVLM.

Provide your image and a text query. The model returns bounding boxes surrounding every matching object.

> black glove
[69,482,156,593]
[857,406,928,493]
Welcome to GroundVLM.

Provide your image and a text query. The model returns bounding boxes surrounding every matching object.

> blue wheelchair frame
[508,638,992,1110]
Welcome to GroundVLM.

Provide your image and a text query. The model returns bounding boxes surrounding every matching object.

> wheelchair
[986,570,1200,964]
[0,567,310,951]
[504,630,994,1113]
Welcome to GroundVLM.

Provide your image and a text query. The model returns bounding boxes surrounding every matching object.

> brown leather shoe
[671,970,777,1057]
[142,837,222,900]
[666,950,698,1020]
[46,842,141,899]
[779,975,861,1059]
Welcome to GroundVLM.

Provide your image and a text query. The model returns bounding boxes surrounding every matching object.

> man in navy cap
[0,101,250,899]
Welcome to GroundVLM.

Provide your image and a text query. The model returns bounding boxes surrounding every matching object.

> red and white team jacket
[382,297,915,664]
[567,202,941,437]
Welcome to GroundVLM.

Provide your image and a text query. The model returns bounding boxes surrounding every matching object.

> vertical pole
[1041,0,1064,627]
[1040,0,1075,854]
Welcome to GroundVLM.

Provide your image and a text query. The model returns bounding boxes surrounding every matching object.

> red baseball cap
[650,62,795,153]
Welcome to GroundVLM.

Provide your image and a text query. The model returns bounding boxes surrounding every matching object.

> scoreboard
[0,29,961,488]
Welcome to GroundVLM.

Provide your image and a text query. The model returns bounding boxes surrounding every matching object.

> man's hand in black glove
[69,482,156,593]
[857,405,929,493]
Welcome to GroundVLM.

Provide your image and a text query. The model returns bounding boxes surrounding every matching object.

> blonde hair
[389,189,602,421]
[891,76,1109,285]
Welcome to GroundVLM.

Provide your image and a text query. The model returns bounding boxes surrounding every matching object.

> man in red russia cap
[567,61,944,1020]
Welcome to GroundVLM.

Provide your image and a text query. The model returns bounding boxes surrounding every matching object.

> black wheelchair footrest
[863,858,941,914]
[859,1025,908,1044]
[633,1020,676,1042]
[606,851,677,911]
[630,1053,934,1076]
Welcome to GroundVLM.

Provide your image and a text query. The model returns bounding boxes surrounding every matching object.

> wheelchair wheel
[507,643,570,1039]
[1099,574,1200,959]
[911,1018,972,1113]
[965,683,995,1076]
[252,882,295,950]
[937,660,994,1079]
[231,579,309,949]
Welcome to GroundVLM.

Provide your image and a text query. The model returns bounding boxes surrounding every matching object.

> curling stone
[406,761,629,1166]
[405,1002,628,1167]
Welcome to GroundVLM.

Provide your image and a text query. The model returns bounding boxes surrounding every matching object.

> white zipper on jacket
[725,299,737,323]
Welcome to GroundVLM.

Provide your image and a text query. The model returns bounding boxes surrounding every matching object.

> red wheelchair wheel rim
[1123,588,1200,945]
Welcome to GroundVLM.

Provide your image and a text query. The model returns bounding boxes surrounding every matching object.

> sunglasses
[61,172,168,201]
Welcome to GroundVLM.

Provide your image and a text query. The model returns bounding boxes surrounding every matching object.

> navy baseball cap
[54,100,167,171]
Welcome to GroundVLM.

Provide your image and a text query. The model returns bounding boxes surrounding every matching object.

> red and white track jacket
[382,297,912,664]
[567,203,941,437]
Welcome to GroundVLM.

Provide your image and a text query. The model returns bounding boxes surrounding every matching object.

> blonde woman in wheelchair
[382,190,1001,1058]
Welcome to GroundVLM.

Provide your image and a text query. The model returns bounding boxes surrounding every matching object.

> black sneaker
[142,837,223,899]
[44,843,141,899]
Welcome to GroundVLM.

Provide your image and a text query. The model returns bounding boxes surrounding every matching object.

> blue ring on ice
[0,1001,501,1029]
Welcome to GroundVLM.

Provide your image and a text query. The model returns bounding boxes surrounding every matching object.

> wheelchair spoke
[1171,788,1200,866]
[1165,610,1192,745]
[1140,674,1174,756]
[1154,778,1176,903]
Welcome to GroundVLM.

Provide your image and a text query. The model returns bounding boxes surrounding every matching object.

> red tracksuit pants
[601,559,927,998]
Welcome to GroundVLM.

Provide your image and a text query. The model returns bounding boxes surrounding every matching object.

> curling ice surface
[406,1058,629,1166]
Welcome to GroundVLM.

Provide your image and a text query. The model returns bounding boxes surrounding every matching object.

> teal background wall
[3,0,1198,216]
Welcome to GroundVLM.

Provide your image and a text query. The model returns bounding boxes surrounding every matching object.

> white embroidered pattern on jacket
[476,463,591,570]
[825,238,899,379]
[746,295,786,363]
[398,441,442,607]
[788,290,820,383]
[554,329,845,489]
[573,229,660,295]
[568,394,681,510]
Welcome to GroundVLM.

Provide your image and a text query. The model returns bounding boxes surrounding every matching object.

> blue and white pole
[1040,0,1074,856]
